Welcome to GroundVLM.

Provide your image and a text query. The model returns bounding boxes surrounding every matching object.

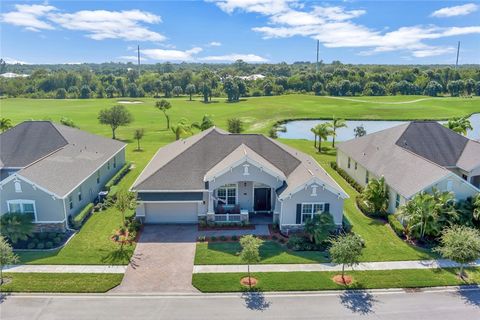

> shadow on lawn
[339,289,378,315]
[101,246,135,265]
[241,290,271,311]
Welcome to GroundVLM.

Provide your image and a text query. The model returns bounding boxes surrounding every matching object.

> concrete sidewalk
[2,265,127,274]
[193,259,480,273]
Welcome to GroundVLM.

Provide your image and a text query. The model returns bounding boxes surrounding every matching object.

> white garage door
[144,202,198,224]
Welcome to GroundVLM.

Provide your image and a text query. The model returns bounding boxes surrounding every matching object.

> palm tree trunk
[460,264,465,279]
[313,135,317,148]
[137,139,140,151]
[318,139,322,153]
[189,93,192,101]
[332,130,336,148]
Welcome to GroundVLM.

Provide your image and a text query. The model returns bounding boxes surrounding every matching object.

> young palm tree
[474,194,480,220]
[328,117,347,148]
[445,117,473,136]
[0,118,13,132]
[310,126,318,149]
[171,118,192,140]
[361,177,389,216]
[155,99,172,129]
[315,123,332,153]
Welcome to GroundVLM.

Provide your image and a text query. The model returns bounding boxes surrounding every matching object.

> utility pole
[137,45,141,76]
[455,41,460,69]
[316,40,320,73]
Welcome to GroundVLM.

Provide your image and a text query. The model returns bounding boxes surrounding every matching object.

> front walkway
[111,224,198,293]
[2,265,126,274]
[193,259,480,273]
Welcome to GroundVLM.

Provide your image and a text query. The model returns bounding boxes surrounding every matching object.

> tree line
[1,59,480,99]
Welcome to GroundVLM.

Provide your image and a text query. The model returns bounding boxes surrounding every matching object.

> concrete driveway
[112,224,198,293]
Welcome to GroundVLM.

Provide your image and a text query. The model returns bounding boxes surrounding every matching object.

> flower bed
[12,231,74,250]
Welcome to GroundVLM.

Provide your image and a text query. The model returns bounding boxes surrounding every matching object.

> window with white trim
[217,184,237,205]
[14,181,22,193]
[395,193,401,208]
[78,187,82,202]
[7,200,35,220]
[68,195,73,210]
[113,156,117,168]
[96,171,100,184]
[301,203,324,223]
[365,171,370,184]
[107,161,111,170]
[347,157,351,169]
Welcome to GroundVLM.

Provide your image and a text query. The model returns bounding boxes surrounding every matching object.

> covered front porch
[206,181,279,224]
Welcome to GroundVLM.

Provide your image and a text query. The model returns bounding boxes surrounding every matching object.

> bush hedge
[388,214,405,238]
[330,162,364,193]
[72,203,94,229]
[104,162,130,192]
[355,195,387,219]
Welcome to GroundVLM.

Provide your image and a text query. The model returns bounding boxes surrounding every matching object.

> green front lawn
[16,205,135,265]
[195,241,329,265]
[192,268,480,292]
[0,273,123,293]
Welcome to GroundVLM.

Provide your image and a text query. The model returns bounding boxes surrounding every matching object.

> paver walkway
[111,224,198,293]
[2,265,126,274]
[193,259,480,273]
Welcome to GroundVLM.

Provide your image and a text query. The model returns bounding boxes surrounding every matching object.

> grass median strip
[192,268,480,292]
[0,273,123,293]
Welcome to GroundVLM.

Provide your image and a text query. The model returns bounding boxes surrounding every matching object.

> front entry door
[254,188,271,211]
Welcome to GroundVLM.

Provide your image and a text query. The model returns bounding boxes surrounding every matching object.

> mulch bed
[240,277,258,287]
[198,224,255,231]
[332,275,353,285]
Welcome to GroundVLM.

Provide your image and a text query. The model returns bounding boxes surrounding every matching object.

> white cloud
[213,0,480,58]
[431,3,478,18]
[208,41,222,46]
[117,55,149,62]
[142,47,203,61]
[201,53,268,62]
[3,57,30,64]
[1,4,56,31]
[1,4,165,42]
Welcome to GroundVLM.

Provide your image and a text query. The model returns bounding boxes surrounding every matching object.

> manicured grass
[192,268,480,292]
[195,241,329,265]
[16,206,135,264]
[280,139,436,262]
[3,95,479,265]
[0,273,123,293]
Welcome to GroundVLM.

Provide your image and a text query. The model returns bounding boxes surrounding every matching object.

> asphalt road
[1,287,479,320]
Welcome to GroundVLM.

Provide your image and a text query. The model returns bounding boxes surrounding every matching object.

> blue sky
[1,1,480,64]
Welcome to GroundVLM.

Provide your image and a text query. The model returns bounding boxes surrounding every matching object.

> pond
[277,113,480,142]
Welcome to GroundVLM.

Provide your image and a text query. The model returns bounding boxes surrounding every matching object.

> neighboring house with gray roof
[337,121,480,213]
[0,121,126,232]
[132,127,348,232]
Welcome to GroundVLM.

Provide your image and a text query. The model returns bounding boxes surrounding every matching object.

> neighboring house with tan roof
[0,121,126,232]
[337,121,480,213]
[131,127,348,232]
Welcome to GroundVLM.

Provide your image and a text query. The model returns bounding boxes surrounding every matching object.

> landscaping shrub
[355,195,386,219]
[231,235,238,241]
[210,236,217,242]
[342,216,353,233]
[38,233,48,240]
[330,162,363,193]
[27,242,36,249]
[45,241,53,249]
[388,214,405,238]
[199,220,207,228]
[47,232,57,240]
[36,242,45,249]
[220,235,227,241]
[287,235,319,251]
[271,235,278,241]
[73,203,94,229]
[53,237,62,245]
[104,162,130,191]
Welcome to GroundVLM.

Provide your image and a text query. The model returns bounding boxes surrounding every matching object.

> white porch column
[207,190,215,222]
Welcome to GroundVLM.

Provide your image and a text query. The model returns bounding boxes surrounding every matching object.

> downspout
[62,197,76,232]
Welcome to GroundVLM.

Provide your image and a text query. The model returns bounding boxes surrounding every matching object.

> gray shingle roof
[0,121,68,168]
[1,121,126,198]
[457,140,480,172]
[337,122,480,198]
[132,128,347,198]
[396,121,469,167]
